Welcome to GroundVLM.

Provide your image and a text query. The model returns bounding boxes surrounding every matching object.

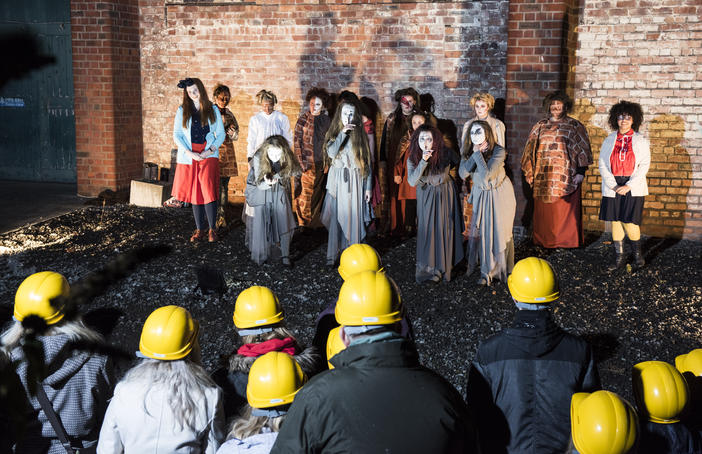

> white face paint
[309,97,324,116]
[187,85,200,107]
[267,146,283,163]
[474,100,489,120]
[341,104,355,127]
[470,124,486,146]
[418,131,433,153]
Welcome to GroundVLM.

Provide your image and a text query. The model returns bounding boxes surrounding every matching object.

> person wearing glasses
[598,101,650,270]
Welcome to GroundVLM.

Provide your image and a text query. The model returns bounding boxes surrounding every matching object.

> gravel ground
[0,203,700,403]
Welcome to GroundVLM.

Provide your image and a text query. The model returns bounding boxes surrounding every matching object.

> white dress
[247,111,293,158]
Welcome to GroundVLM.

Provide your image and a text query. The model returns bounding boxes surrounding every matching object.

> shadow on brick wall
[647,114,691,238]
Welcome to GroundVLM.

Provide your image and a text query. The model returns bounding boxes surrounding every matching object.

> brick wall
[71,0,143,197]
[573,0,702,239]
[504,0,580,229]
[138,0,508,201]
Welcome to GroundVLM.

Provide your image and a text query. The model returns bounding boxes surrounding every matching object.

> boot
[631,240,645,268]
[608,240,625,271]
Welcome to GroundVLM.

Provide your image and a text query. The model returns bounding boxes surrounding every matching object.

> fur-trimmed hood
[228,345,321,378]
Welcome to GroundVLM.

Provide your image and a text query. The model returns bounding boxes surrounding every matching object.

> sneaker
[190,229,205,242]
[208,229,218,243]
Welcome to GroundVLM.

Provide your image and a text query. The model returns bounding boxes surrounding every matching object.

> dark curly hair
[608,100,644,132]
[542,91,573,115]
[305,87,329,107]
[213,83,230,99]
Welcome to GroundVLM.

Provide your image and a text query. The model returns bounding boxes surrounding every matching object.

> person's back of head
[233,285,285,337]
[507,257,559,310]
[337,244,382,281]
[325,327,346,369]
[632,360,689,424]
[228,351,306,441]
[570,390,638,454]
[335,270,402,343]
[132,305,215,431]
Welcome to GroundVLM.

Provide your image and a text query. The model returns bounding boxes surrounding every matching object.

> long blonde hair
[1,318,103,356]
[324,100,371,177]
[122,356,217,431]
[228,404,285,440]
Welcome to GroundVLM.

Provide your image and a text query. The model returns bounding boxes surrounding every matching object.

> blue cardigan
[173,105,225,165]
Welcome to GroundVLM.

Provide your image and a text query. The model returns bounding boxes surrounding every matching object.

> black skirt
[599,176,644,224]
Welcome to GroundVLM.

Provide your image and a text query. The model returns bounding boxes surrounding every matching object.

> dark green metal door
[0,0,75,182]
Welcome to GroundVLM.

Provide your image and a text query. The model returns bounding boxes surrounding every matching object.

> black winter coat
[271,335,478,453]
[638,420,701,454]
[466,309,600,454]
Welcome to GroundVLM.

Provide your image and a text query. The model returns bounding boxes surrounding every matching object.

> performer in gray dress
[320,100,373,266]
[244,135,301,266]
[407,124,464,283]
[459,120,516,286]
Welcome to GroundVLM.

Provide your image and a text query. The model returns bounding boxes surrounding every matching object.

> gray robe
[407,151,465,282]
[244,153,297,264]
[321,131,372,262]
[459,145,515,283]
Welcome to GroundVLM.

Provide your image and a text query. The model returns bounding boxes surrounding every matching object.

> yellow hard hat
[233,286,284,330]
[507,257,560,303]
[246,351,306,409]
[335,270,402,326]
[675,349,702,377]
[338,244,382,281]
[571,391,638,454]
[326,326,346,369]
[14,271,70,325]
[139,305,199,361]
[632,360,689,423]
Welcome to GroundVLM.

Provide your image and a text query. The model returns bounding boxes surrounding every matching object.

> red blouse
[610,130,636,176]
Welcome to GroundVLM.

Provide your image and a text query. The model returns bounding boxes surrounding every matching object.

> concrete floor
[0,180,87,234]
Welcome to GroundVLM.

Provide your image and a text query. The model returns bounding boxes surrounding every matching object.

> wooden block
[129,180,172,208]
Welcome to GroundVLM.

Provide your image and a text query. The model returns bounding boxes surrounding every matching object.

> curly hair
[213,83,230,99]
[254,135,302,183]
[255,89,277,106]
[305,87,329,106]
[542,91,573,115]
[608,100,644,132]
[470,93,495,111]
[408,124,448,175]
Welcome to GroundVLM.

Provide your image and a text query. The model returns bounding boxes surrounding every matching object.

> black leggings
[192,201,217,230]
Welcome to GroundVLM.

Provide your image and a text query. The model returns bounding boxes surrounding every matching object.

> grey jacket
[11,333,114,454]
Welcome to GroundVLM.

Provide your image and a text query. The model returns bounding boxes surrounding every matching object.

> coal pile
[0,204,700,402]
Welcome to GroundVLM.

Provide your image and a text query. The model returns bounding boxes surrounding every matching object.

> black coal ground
[0,204,700,403]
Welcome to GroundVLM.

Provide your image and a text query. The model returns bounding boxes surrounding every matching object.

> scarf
[236,337,299,357]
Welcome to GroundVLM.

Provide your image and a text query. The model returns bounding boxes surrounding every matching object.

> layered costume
[321,131,373,264]
[521,116,592,248]
[598,130,650,225]
[217,106,239,224]
[460,145,516,285]
[407,144,464,282]
[244,145,300,265]
[293,110,330,226]
[380,111,414,234]
[394,131,417,213]
[172,106,225,205]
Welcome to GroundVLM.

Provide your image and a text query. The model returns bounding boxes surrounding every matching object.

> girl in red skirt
[172,78,226,242]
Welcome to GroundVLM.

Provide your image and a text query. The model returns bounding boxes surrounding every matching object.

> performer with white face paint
[244,135,301,266]
[293,88,331,227]
[460,120,516,286]
[320,100,373,266]
[407,124,464,283]
[247,90,293,160]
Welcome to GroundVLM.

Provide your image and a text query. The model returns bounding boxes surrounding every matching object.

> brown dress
[293,110,330,226]
[218,107,239,178]
[521,116,592,248]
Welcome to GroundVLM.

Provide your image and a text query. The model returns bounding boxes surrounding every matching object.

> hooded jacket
[271,335,478,453]
[638,420,701,454]
[466,309,600,454]
[10,333,114,454]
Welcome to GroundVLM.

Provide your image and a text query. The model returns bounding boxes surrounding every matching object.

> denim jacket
[173,105,225,165]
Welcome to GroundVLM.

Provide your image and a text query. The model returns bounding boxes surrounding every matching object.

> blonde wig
[469,93,495,111]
